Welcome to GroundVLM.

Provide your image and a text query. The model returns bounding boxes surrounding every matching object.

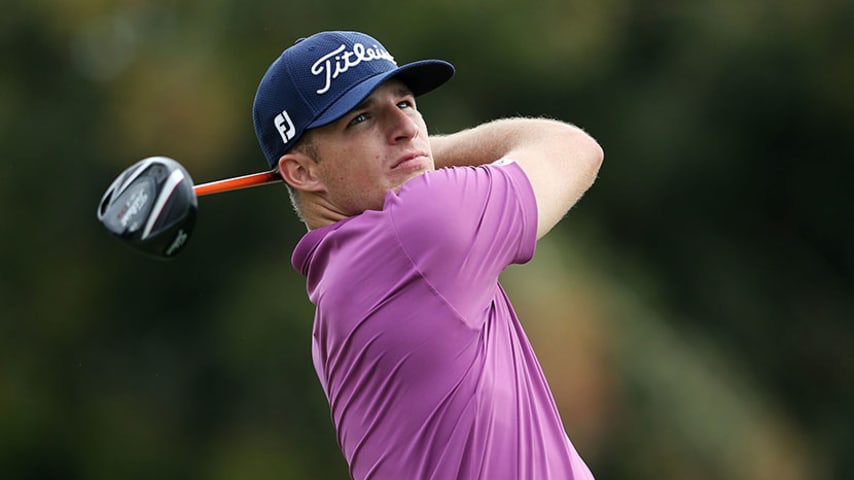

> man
[253,31,602,479]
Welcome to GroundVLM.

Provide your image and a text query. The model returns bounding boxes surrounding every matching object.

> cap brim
[308,59,454,129]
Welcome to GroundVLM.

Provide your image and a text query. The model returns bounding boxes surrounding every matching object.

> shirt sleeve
[386,160,538,323]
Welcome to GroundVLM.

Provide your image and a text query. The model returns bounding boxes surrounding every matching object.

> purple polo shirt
[292,161,593,480]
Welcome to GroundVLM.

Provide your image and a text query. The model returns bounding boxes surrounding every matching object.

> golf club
[97,156,281,259]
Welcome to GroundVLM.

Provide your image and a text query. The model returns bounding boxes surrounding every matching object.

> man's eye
[397,100,413,109]
[349,113,368,126]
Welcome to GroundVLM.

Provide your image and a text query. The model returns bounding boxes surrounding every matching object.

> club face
[97,156,197,259]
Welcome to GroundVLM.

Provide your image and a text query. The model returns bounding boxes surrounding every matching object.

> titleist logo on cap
[311,43,396,95]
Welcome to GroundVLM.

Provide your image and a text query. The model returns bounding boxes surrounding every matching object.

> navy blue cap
[253,31,455,169]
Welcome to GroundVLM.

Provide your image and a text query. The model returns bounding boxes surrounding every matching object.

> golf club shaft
[193,170,281,197]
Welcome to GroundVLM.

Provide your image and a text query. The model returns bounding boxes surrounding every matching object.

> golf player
[253,31,603,479]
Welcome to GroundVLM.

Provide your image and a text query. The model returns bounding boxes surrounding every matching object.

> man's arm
[430,117,604,239]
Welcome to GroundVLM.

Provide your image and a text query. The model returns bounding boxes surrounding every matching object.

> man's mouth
[392,152,428,169]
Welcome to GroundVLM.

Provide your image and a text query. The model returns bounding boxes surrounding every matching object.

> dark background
[2,1,851,478]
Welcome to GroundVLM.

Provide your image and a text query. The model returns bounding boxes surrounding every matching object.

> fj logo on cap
[274,110,296,144]
[312,43,396,95]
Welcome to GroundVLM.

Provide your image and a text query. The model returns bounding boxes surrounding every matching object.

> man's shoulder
[393,163,520,207]
[387,163,529,247]
[386,167,476,229]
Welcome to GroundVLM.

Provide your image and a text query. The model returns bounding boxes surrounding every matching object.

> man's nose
[385,106,419,143]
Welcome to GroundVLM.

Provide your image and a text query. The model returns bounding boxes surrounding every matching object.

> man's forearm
[430,116,603,239]
[430,117,581,169]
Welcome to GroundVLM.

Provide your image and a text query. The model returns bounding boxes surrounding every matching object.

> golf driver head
[97,156,197,259]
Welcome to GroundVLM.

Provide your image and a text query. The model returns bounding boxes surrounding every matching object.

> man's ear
[278,152,324,193]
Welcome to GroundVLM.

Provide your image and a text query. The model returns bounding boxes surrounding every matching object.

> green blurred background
[2,0,852,478]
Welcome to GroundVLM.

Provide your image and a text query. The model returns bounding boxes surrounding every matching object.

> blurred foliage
[1,0,852,478]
